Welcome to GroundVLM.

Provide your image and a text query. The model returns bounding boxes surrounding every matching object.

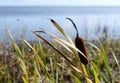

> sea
[0,6,120,42]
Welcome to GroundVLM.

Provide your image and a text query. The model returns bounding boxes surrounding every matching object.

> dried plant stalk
[66,18,88,65]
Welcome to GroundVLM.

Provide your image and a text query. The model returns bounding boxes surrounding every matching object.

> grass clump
[0,18,120,83]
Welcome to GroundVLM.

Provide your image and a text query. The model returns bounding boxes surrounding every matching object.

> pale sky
[0,0,120,6]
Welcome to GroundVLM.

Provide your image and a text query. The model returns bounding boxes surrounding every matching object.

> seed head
[66,18,88,65]
[75,37,88,65]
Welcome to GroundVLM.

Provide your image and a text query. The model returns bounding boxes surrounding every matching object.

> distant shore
[0,6,120,15]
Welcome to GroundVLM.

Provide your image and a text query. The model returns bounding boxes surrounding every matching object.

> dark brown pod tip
[75,37,88,65]
[50,19,56,23]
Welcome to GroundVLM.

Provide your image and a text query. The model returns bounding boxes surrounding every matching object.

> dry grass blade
[54,39,73,53]
[57,63,93,83]
[50,19,66,36]
[87,41,101,52]
[34,30,73,54]
[33,31,75,67]
[50,19,75,46]
[110,48,120,71]
[23,39,36,54]
[34,30,93,82]
[53,36,89,62]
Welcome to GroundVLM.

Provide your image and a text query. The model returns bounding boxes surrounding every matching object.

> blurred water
[1,6,120,42]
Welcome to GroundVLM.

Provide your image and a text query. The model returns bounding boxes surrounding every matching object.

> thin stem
[66,18,79,37]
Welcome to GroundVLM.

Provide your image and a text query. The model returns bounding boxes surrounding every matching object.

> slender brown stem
[66,18,79,37]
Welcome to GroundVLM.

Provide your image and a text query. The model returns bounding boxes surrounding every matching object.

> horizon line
[0,6,120,15]
[1,5,120,7]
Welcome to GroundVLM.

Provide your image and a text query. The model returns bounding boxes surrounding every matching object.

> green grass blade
[92,36,113,83]
[91,61,107,83]
[91,66,100,83]
[71,74,81,83]
[54,41,59,83]
[99,41,113,83]
[38,40,46,65]
[18,57,29,83]
[6,29,23,58]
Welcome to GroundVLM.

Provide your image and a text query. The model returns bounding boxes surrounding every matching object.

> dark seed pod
[66,18,88,65]
[75,36,88,65]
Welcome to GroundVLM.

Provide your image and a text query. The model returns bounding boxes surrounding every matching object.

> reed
[66,18,88,65]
